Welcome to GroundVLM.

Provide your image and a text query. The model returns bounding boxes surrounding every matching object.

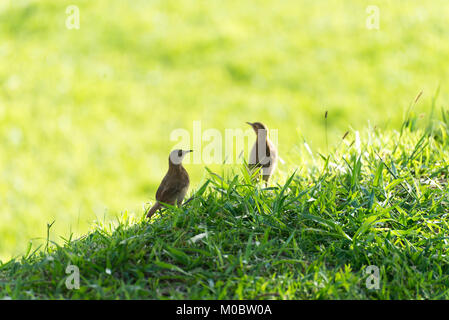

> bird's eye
[178,150,183,157]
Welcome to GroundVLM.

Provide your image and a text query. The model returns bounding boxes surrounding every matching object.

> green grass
[1,0,449,299]
[1,0,449,261]
[2,109,449,299]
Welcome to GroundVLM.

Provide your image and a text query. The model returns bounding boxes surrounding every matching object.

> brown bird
[146,149,192,218]
[247,122,278,183]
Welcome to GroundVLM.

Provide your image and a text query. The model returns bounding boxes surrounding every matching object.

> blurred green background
[0,0,448,261]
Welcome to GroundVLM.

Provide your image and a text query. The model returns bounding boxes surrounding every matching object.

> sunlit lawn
[0,0,448,260]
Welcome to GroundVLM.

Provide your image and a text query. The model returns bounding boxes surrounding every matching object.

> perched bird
[146,149,192,218]
[247,122,278,183]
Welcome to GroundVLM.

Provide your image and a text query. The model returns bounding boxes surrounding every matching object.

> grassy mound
[1,117,449,299]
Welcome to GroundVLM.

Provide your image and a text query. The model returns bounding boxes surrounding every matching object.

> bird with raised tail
[247,122,278,183]
[146,149,192,218]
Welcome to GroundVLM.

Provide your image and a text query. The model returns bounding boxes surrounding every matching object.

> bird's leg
[262,175,270,188]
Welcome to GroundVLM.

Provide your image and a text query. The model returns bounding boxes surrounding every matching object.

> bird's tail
[146,201,161,218]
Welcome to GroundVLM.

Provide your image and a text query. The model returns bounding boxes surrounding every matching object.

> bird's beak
[246,122,254,126]
[185,150,193,153]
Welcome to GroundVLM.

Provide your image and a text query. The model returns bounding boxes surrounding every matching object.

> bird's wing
[158,182,186,205]
[155,174,169,200]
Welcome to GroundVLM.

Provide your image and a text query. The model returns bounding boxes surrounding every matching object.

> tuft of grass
[1,115,449,299]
